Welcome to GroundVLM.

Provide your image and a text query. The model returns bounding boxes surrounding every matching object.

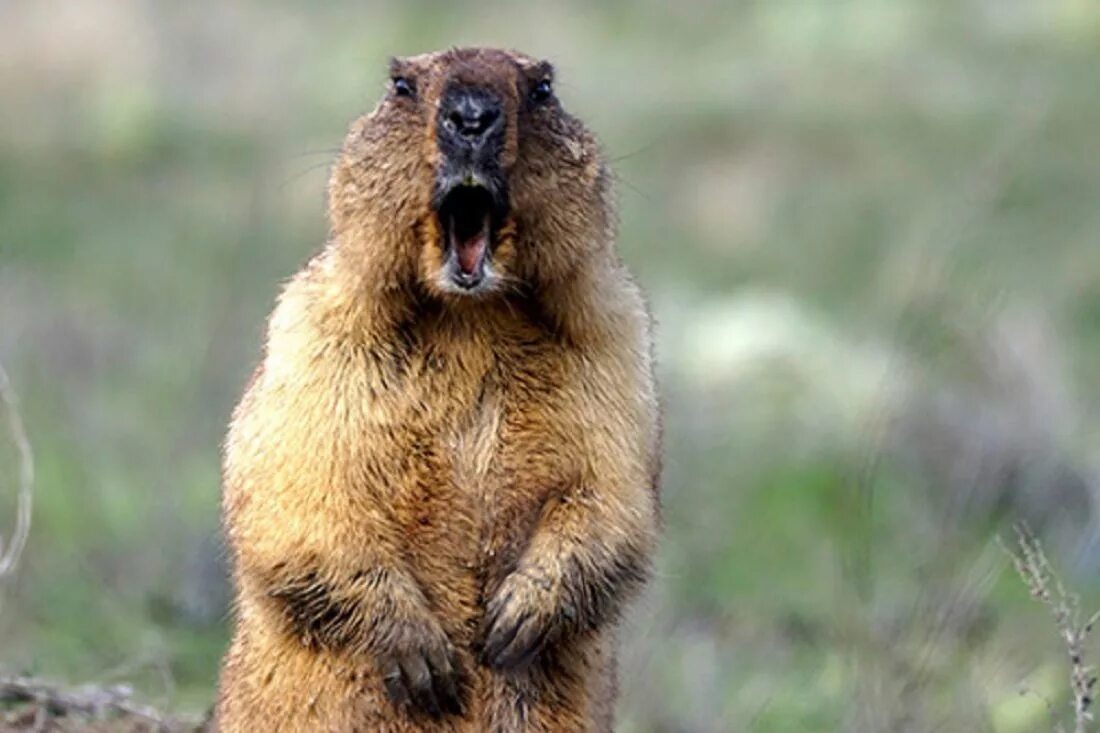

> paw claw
[378,624,463,718]
[479,571,559,670]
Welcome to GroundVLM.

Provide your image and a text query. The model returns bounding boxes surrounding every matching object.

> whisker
[287,148,342,160]
[612,171,651,203]
[280,160,334,190]
[609,137,663,164]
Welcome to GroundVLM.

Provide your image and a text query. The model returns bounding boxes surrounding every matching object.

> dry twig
[0,673,205,731]
[0,360,33,579]
[1,674,166,729]
[1001,523,1100,733]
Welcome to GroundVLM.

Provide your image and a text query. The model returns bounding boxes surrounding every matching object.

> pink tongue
[456,231,487,275]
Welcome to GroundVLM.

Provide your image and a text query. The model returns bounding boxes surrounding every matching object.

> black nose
[440,87,502,144]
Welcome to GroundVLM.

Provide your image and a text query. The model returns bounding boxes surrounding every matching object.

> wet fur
[214,47,661,733]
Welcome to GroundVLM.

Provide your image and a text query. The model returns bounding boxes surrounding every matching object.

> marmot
[214,47,660,733]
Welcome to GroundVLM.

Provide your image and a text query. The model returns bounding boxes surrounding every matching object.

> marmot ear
[516,57,555,81]
[388,57,409,79]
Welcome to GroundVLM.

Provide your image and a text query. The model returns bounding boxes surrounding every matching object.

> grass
[2,1,1100,730]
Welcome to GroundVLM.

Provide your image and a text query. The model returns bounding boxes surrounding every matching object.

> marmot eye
[529,79,553,104]
[392,77,415,98]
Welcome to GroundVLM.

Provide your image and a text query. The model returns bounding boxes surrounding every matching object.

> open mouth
[436,184,498,290]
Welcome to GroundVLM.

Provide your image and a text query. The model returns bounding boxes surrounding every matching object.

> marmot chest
[374,332,569,587]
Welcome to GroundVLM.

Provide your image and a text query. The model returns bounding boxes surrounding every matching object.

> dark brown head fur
[328,47,612,302]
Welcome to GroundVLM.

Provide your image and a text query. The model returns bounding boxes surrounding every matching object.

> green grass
[2,1,1100,729]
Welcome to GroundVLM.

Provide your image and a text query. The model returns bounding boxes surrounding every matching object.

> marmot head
[328,47,613,300]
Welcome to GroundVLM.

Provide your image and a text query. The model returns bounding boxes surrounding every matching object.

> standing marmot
[214,47,660,733]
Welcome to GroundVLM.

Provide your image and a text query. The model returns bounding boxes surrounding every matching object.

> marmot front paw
[478,569,569,670]
[379,623,463,718]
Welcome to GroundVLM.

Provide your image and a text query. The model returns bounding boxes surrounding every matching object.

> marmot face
[328,47,611,300]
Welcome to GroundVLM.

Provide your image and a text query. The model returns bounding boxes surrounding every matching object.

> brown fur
[214,47,661,733]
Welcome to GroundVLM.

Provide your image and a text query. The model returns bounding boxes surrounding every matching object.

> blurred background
[2,1,1100,730]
